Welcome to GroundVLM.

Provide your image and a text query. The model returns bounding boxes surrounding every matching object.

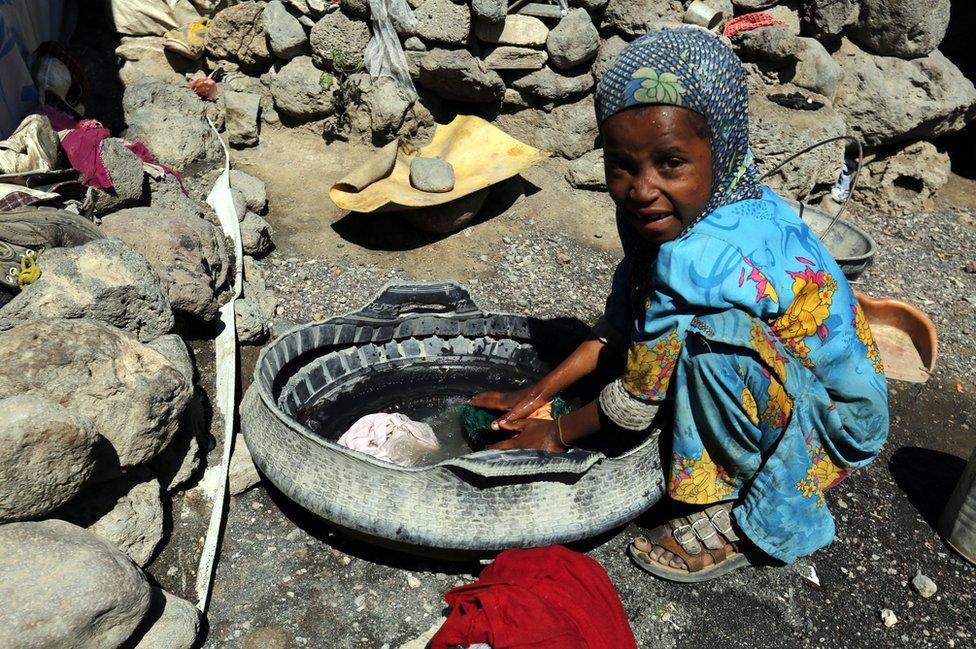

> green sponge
[460,397,571,451]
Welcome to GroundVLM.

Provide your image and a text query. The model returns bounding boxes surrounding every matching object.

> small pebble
[880,608,898,628]
[964,261,976,273]
[502,236,513,244]
[406,574,421,589]
[911,571,937,598]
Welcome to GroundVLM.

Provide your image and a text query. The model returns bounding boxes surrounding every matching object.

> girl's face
[601,105,713,244]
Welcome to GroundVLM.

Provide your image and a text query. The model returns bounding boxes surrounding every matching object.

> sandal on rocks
[628,503,759,583]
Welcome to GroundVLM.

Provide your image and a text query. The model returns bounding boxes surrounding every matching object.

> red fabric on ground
[723,12,790,38]
[60,125,113,189]
[431,545,637,649]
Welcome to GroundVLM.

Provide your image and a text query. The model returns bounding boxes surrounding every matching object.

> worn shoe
[163,18,209,60]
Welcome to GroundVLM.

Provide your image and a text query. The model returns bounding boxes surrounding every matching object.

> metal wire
[758,135,864,241]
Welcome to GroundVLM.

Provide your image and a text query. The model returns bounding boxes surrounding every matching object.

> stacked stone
[194,0,976,210]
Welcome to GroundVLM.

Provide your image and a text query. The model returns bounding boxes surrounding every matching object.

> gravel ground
[171,189,976,649]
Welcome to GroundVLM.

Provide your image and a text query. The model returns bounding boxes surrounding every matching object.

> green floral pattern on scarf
[631,68,685,105]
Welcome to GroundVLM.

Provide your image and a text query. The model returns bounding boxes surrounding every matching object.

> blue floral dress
[604,187,889,563]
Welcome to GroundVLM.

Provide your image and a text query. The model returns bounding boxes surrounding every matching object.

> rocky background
[0,0,974,647]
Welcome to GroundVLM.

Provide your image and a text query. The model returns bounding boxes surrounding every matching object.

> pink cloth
[723,12,790,38]
[60,127,188,194]
[336,413,439,466]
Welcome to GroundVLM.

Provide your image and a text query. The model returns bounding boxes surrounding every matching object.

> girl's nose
[629,170,661,204]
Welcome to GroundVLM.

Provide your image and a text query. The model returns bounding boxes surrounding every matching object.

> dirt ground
[150,124,976,648]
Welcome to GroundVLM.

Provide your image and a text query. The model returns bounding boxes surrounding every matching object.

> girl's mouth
[637,211,674,223]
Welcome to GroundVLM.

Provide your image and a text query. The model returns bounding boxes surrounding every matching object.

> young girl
[471,27,889,581]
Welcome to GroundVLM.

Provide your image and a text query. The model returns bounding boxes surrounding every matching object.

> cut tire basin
[240,282,664,556]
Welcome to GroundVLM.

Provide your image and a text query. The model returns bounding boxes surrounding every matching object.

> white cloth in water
[337,412,439,467]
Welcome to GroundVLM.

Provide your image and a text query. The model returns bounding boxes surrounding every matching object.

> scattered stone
[832,39,976,146]
[406,574,422,588]
[801,0,857,40]
[55,468,165,567]
[410,157,455,193]
[546,8,599,71]
[475,15,549,47]
[413,0,471,46]
[495,95,597,159]
[230,440,262,495]
[790,37,843,99]
[92,138,147,215]
[591,35,627,82]
[601,0,683,38]
[403,188,489,234]
[511,66,594,101]
[242,211,275,256]
[747,78,846,197]
[264,0,308,59]
[267,55,338,120]
[132,588,203,649]
[310,10,371,72]
[0,319,192,471]
[857,141,950,213]
[0,520,152,649]
[418,49,505,103]
[404,36,426,51]
[0,394,97,523]
[236,280,279,343]
[100,207,228,323]
[565,148,605,191]
[911,571,938,598]
[224,90,262,147]
[503,87,532,107]
[879,608,898,627]
[230,170,269,213]
[122,80,223,175]
[483,46,548,71]
[0,238,174,342]
[849,0,950,58]
[205,1,275,71]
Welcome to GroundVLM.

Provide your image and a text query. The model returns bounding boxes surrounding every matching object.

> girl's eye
[663,157,684,169]
[605,158,633,174]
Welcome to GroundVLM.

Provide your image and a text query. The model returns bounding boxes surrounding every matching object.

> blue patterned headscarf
[596,28,762,231]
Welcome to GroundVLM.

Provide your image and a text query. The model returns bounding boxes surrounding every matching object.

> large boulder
[241,211,274,256]
[591,35,627,82]
[229,170,269,213]
[747,79,847,197]
[55,468,165,567]
[131,589,202,649]
[565,148,606,191]
[309,10,370,72]
[483,46,548,71]
[475,15,549,46]
[99,207,227,323]
[412,0,471,46]
[205,1,275,71]
[731,24,800,67]
[831,39,976,146]
[115,37,196,86]
[857,141,951,213]
[0,319,192,471]
[601,0,683,37]
[0,395,98,523]
[418,49,505,103]
[122,81,223,176]
[546,8,599,71]
[848,0,950,59]
[0,520,152,649]
[494,96,598,159]
[236,278,279,343]
[224,90,262,147]
[511,66,594,101]
[472,0,506,23]
[0,238,174,342]
[266,55,338,120]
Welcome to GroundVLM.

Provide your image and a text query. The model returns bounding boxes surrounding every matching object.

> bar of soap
[409,157,455,193]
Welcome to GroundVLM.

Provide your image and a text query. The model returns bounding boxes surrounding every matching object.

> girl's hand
[469,387,551,431]
[488,418,566,453]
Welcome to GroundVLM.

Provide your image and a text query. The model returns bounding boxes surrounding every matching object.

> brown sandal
[628,503,759,583]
